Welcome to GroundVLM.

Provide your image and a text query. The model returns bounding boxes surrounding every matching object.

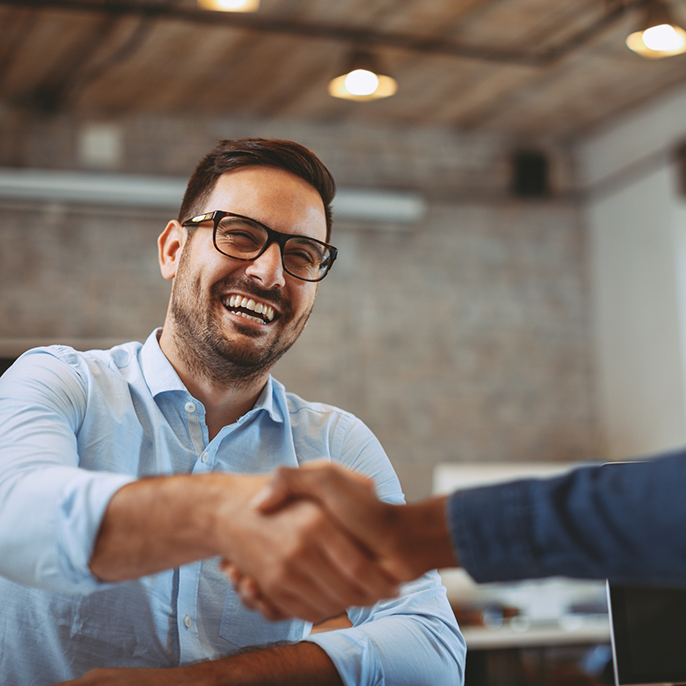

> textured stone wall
[0,111,597,499]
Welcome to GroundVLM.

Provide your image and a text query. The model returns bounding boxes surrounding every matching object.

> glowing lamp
[626,0,686,58]
[329,51,397,101]
[197,0,259,12]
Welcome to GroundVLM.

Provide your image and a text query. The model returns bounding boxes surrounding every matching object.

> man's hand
[214,483,400,622]
[89,472,398,624]
[227,463,459,618]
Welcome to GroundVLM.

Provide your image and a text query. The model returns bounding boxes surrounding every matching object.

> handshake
[221,462,458,624]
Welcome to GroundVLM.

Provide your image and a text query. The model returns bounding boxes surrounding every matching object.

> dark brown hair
[178,138,336,241]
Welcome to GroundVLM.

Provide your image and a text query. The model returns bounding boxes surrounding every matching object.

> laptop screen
[607,582,686,685]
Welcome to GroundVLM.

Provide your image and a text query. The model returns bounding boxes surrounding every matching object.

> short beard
[167,251,312,390]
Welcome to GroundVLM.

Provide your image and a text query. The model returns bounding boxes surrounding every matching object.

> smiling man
[0,139,464,686]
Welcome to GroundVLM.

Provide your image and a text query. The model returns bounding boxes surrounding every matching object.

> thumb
[250,474,294,512]
[252,462,356,514]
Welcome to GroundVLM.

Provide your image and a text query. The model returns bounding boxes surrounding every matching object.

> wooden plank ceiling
[1,0,686,138]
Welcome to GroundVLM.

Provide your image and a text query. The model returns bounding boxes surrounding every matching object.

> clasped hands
[220,462,450,624]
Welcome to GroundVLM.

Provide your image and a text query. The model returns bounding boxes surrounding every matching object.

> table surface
[461,614,611,650]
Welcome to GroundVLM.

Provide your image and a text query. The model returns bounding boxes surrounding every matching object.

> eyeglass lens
[215,216,332,281]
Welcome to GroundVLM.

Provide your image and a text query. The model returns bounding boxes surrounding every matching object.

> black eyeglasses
[182,210,338,283]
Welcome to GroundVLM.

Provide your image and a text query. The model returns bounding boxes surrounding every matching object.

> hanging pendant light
[329,51,397,102]
[626,0,686,58]
[197,0,259,12]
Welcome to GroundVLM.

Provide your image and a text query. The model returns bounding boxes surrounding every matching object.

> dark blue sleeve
[447,451,686,585]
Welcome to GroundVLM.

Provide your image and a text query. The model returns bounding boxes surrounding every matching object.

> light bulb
[197,0,260,12]
[344,69,379,97]
[642,23,686,50]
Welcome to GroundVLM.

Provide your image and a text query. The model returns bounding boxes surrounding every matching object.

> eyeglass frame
[181,210,338,283]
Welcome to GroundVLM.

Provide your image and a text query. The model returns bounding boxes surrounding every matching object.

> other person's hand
[216,473,400,623]
[226,463,457,620]
[252,463,426,580]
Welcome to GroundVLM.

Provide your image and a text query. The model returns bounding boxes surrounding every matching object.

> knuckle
[346,556,370,580]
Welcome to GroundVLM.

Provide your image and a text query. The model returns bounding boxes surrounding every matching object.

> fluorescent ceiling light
[332,188,425,223]
[0,168,425,224]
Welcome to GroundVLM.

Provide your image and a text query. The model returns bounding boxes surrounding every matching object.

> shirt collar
[139,328,286,424]
[140,329,187,397]
[253,375,285,424]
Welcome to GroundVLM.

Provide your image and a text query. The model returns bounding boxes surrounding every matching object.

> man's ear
[158,220,188,281]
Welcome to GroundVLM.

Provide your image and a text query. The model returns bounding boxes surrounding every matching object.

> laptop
[607,581,686,685]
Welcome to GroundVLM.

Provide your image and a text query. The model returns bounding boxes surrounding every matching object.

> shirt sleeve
[0,350,134,593]
[448,452,686,585]
[304,413,466,686]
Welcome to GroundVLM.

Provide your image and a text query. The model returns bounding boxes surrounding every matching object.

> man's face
[165,166,327,387]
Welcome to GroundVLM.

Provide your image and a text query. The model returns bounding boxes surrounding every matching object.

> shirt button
[201,452,209,463]
[185,402,196,413]
[184,615,192,628]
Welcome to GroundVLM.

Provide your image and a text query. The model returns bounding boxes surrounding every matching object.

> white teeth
[222,295,275,323]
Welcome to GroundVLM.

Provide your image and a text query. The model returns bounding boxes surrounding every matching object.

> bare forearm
[55,642,344,686]
[90,473,264,581]
[397,496,459,576]
[89,472,395,623]
[178,642,342,686]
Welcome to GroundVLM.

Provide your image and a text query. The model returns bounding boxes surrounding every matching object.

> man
[230,452,686,621]
[0,139,464,685]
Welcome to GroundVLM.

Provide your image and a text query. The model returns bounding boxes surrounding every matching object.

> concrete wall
[579,82,686,462]
[0,111,597,499]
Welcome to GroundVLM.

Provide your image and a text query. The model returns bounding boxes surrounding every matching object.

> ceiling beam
[0,0,649,67]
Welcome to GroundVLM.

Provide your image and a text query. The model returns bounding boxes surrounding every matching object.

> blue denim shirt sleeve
[0,350,134,593]
[448,453,686,585]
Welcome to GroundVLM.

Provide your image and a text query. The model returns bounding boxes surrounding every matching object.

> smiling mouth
[221,295,276,325]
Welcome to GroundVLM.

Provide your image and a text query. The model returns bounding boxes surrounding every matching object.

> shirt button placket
[184,399,206,461]
[177,563,204,663]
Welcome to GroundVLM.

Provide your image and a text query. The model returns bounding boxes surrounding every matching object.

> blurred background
[2,0,686,505]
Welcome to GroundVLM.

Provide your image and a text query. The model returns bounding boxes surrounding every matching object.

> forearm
[55,643,343,686]
[187,642,343,686]
[90,473,265,581]
[91,472,394,622]
[396,496,459,576]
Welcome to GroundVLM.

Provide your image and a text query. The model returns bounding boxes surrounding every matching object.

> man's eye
[220,229,261,246]
[226,230,258,240]
[286,248,319,265]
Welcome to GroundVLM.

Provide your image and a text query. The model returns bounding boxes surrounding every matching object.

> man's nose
[244,241,286,289]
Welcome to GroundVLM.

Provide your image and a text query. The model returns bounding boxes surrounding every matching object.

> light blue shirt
[0,330,465,686]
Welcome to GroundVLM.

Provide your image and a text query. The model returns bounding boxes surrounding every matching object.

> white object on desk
[432,461,579,495]
[434,462,610,650]
[460,616,611,651]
